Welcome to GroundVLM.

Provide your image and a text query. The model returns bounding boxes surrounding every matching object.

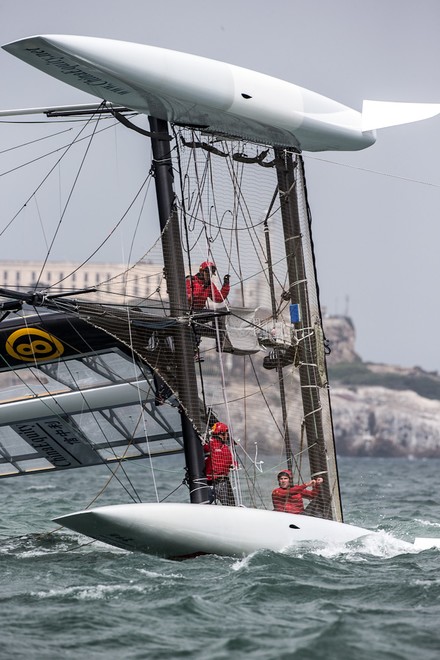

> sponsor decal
[25,47,130,95]
[13,418,99,468]
[5,327,64,362]
[15,423,73,467]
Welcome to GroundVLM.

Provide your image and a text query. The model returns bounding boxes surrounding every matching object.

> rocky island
[325,315,440,457]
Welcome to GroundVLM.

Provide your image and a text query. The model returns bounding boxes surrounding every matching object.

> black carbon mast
[275,149,341,520]
[148,116,210,504]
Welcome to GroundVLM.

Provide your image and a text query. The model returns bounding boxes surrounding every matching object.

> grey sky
[0,0,439,372]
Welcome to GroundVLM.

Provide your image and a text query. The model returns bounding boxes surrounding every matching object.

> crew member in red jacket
[272,469,323,514]
[186,261,230,311]
[203,422,236,506]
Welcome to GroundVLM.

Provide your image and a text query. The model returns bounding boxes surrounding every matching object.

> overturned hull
[54,502,371,558]
[2,34,376,152]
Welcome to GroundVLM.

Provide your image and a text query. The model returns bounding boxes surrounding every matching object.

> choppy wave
[1,457,440,659]
[30,582,147,600]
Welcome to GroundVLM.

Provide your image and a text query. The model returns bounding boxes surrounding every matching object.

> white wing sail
[362,99,440,132]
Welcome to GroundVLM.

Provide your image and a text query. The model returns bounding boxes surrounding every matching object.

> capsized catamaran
[1,35,440,558]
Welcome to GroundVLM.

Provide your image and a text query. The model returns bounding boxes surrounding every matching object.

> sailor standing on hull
[272,469,323,514]
[203,422,236,506]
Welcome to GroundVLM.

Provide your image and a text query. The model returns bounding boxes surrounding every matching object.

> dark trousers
[209,476,236,506]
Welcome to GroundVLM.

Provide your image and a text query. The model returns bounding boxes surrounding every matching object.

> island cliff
[325,315,440,457]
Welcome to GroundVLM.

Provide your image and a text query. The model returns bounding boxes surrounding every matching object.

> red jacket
[186,273,230,310]
[204,437,234,479]
[272,483,320,514]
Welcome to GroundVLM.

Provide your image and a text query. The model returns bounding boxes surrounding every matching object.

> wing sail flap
[0,395,184,478]
[0,309,185,479]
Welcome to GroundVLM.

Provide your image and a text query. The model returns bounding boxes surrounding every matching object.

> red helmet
[200,261,216,272]
[277,469,292,480]
[212,422,228,435]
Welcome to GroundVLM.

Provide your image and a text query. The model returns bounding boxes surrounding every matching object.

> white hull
[2,35,375,152]
[54,503,371,558]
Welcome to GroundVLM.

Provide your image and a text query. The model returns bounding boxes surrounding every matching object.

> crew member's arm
[301,478,323,499]
[210,274,230,303]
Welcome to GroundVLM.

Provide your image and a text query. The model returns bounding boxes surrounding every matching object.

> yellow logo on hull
[5,328,64,362]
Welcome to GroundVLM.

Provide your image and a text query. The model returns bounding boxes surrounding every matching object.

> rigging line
[33,196,50,253]
[175,137,215,252]
[186,138,222,250]
[50,173,152,288]
[272,441,317,484]
[230,169,284,299]
[93,285,166,307]
[29,524,99,551]
[188,132,211,230]
[195,328,244,502]
[215,141,277,293]
[31,308,141,422]
[36,110,104,288]
[179,205,281,231]
[303,153,440,188]
[241,357,250,488]
[295,156,338,500]
[125,311,160,504]
[0,111,138,122]
[193,325,209,416]
[0,120,119,179]
[235,441,264,473]
[0,126,73,154]
[125,176,153,278]
[63,538,98,551]
[209,144,239,244]
[11,527,98,554]
[0,119,118,241]
[182,138,243,297]
[12,306,142,501]
[206,169,224,249]
[199,141,237,244]
[0,115,137,124]
[91,406,147,499]
[183,135,280,249]
[89,210,172,306]
[178,134,231,321]
[224,152,247,289]
[247,353,300,468]
[229,430,268,509]
[54,303,185,444]
[84,447,142,509]
[159,480,186,502]
[234,462,267,510]
[173,125,196,283]
[210,341,245,506]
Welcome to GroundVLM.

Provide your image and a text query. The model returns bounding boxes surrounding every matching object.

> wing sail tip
[362,99,440,132]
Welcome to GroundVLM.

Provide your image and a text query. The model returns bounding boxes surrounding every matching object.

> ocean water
[1,456,439,660]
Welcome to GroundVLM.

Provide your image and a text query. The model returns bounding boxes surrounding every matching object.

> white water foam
[307,530,417,560]
[31,581,146,600]
[231,551,260,571]
[138,569,185,579]
[414,518,440,528]
[24,484,57,492]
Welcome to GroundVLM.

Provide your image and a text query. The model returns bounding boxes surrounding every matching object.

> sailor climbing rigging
[186,261,230,311]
